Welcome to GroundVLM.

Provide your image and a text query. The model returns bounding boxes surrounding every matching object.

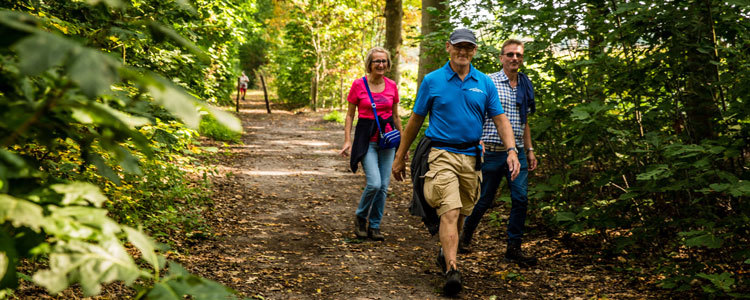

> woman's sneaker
[368,227,384,241]
[354,216,367,239]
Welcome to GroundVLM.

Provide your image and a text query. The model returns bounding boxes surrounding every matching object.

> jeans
[355,142,395,229]
[462,148,529,243]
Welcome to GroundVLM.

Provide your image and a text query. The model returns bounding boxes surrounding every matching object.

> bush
[199,114,242,143]
[323,110,346,124]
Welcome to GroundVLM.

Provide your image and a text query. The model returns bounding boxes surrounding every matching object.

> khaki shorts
[422,149,482,216]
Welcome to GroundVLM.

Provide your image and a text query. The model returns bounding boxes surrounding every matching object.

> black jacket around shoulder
[349,116,397,173]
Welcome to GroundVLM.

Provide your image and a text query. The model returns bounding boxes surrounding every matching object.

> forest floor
[178,91,668,300]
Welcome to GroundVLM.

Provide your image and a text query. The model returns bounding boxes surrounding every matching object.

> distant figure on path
[238,71,249,100]
[459,39,539,267]
[391,28,519,296]
[339,47,401,242]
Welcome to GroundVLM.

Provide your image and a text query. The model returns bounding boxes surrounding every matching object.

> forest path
[182,91,656,299]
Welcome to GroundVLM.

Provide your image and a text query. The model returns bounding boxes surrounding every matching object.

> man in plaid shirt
[460,39,539,267]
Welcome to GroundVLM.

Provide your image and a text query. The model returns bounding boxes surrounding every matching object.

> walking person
[238,71,249,100]
[459,39,539,267]
[391,29,520,296]
[339,47,402,241]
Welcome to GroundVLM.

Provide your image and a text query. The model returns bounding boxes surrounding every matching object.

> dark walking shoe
[504,240,538,267]
[368,227,384,241]
[354,216,367,239]
[436,247,446,273]
[443,267,462,296]
[458,231,471,254]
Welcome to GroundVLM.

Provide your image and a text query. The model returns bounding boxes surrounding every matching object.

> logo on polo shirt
[468,87,486,95]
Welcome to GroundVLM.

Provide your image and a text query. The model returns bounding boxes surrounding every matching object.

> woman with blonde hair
[339,47,402,241]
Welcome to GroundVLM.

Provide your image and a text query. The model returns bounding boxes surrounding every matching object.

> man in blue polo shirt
[392,28,520,296]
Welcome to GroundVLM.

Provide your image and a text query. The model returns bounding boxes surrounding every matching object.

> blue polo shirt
[413,62,504,156]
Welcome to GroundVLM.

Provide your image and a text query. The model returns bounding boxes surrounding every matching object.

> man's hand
[507,152,520,180]
[392,156,407,181]
[528,151,537,171]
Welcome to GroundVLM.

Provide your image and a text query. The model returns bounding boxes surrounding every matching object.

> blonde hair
[501,39,524,54]
[364,47,391,73]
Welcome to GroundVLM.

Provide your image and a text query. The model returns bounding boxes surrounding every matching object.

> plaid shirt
[481,71,529,148]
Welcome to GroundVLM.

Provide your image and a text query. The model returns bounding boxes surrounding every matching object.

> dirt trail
[182,91,659,299]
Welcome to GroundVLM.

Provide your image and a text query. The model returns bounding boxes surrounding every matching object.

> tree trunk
[417,0,447,92]
[586,0,607,103]
[260,72,271,114]
[682,1,721,142]
[385,0,403,85]
[310,72,318,112]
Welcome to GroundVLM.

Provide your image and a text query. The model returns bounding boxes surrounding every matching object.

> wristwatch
[507,147,518,154]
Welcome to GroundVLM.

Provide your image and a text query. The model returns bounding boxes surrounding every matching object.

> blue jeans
[462,148,529,243]
[355,142,395,229]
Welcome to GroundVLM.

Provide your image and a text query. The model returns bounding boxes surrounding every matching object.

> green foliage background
[428,0,749,297]
[0,0,248,297]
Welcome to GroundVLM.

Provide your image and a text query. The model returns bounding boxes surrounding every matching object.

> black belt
[430,140,482,171]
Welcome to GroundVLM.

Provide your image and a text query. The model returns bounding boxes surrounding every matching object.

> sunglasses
[452,44,476,51]
[504,52,524,59]
[371,59,388,65]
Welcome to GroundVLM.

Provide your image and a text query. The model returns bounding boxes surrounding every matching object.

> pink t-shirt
[347,77,400,142]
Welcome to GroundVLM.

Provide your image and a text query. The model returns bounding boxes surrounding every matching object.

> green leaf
[730,181,750,197]
[0,195,45,231]
[0,11,38,47]
[684,233,723,249]
[555,211,576,222]
[50,182,107,207]
[117,148,142,175]
[123,227,160,274]
[569,223,584,233]
[618,192,638,200]
[0,231,19,289]
[0,251,8,284]
[146,76,201,129]
[43,206,121,239]
[697,272,734,292]
[33,239,145,296]
[0,149,33,179]
[89,153,121,185]
[148,262,237,300]
[531,183,555,192]
[147,281,181,300]
[201,105,241,133]
[13,32,75,75]
[677,230,705,237]
[636,164,672,181]
[570,108,591,121]
[68,48,120,98]
[86,102,151,129]
[85,0,124,8]
[725,0,750,5]
[744,259,750,264]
